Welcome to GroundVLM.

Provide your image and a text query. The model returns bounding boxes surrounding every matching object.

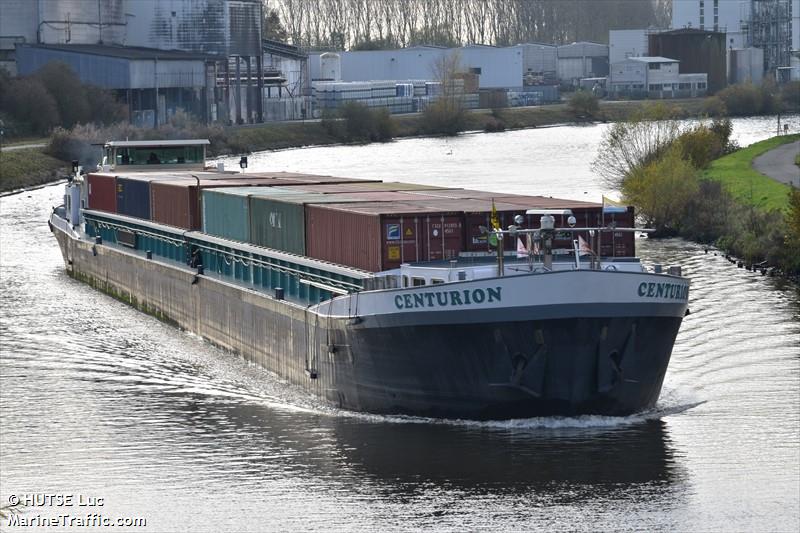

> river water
[1,116,798,532]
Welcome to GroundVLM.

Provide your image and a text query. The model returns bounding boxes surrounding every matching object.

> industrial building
[261,39,309,121]
[608,57,708,99]
[515,43,558,84]
[0,0,312,124]
[15,44,212,128]
[309,45,524,90]
[649,29,728,93]
[609,30,650,65]
[672,0,800,75]
[556,42,609,85]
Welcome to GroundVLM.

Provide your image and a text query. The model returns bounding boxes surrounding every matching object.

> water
[1,115,799,532]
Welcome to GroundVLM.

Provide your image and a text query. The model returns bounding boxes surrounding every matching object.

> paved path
[752,139,800,187]
[0,142,47,152]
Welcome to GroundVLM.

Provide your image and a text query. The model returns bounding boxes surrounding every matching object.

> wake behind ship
[49,140,689,419]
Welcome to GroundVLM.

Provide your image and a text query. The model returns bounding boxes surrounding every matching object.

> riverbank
[226,98,713,154]
[0,147,69,193]
[703,134,800,212]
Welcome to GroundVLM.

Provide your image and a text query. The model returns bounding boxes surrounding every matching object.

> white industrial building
[556,42,609,85]
[672,0,752,47]
[609,30,650,65]
[514,43,558,83]
[309,45,524,90]
[609,56,708,98]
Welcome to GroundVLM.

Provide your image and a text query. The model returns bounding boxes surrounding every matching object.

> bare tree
[273,0,664,49]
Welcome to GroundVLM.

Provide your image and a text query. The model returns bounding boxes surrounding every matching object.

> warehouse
[514,43,558,84]
[310,45,524,90]
[556,42,609,86]
[15,44,212,127]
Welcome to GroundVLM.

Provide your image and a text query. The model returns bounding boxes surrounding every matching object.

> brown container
[86,173,117,213]
[305,202,464,272]
[150,177,316,230]
[598,206,635,258]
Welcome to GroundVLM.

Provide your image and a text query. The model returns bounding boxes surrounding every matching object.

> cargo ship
[49,140,690,419]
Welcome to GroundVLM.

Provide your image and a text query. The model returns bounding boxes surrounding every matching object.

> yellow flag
[490,198,500,230]
[602,195,626,207]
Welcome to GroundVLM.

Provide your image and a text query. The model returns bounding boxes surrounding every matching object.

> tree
[622,146,699,234]
[263,7,288,42]
[2,78,61,135]
[422,51,467,135]
[567,90,599,118]
[592,104,682,189]
[33,62,90,128]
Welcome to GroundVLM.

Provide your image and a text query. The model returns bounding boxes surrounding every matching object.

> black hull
[52,218,683,420]
[327,316,680,419]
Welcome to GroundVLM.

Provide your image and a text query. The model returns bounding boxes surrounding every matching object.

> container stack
[86,170,634,272]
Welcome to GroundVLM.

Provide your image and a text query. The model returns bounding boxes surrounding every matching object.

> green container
[249,192,361,255]
[201,188,252,242]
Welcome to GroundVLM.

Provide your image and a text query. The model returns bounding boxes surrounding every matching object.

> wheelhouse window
[412,277,426,287]
[431,278,445,285]
[112,145,204,166]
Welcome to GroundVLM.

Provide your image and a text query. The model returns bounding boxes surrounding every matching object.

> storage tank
[39,0,125,45]
[320,53,342,81]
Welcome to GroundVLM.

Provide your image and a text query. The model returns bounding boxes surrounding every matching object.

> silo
[38,0,125,45]
[320,53,342,81]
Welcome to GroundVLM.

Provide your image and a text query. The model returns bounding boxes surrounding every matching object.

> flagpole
[600,196,604,263]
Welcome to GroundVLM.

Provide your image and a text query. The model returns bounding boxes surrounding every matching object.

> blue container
[116,177,152,220]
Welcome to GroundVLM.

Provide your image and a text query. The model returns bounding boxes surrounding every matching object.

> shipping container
[152,178,303,230]
[240,171,382,186]
[201,188,253,243]
[281,182,451,194]
[86,173,117,213]
[248,190,430,254]
[305,202,464,272]
[115,175,180,220]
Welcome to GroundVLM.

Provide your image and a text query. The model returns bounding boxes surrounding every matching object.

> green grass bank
[702,133,799,212]
[0,148,68,193]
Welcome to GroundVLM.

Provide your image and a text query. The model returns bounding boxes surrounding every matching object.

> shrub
[371,108,396,141]
[701,96,728,117]
[779,81,800,110]
[421,98,467,136]
[716,82,778,116]
[567,90,599,118]
[483,116,506,132]
[677,125,724,169]
[340,101,374,141]
[320,108,342,137]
